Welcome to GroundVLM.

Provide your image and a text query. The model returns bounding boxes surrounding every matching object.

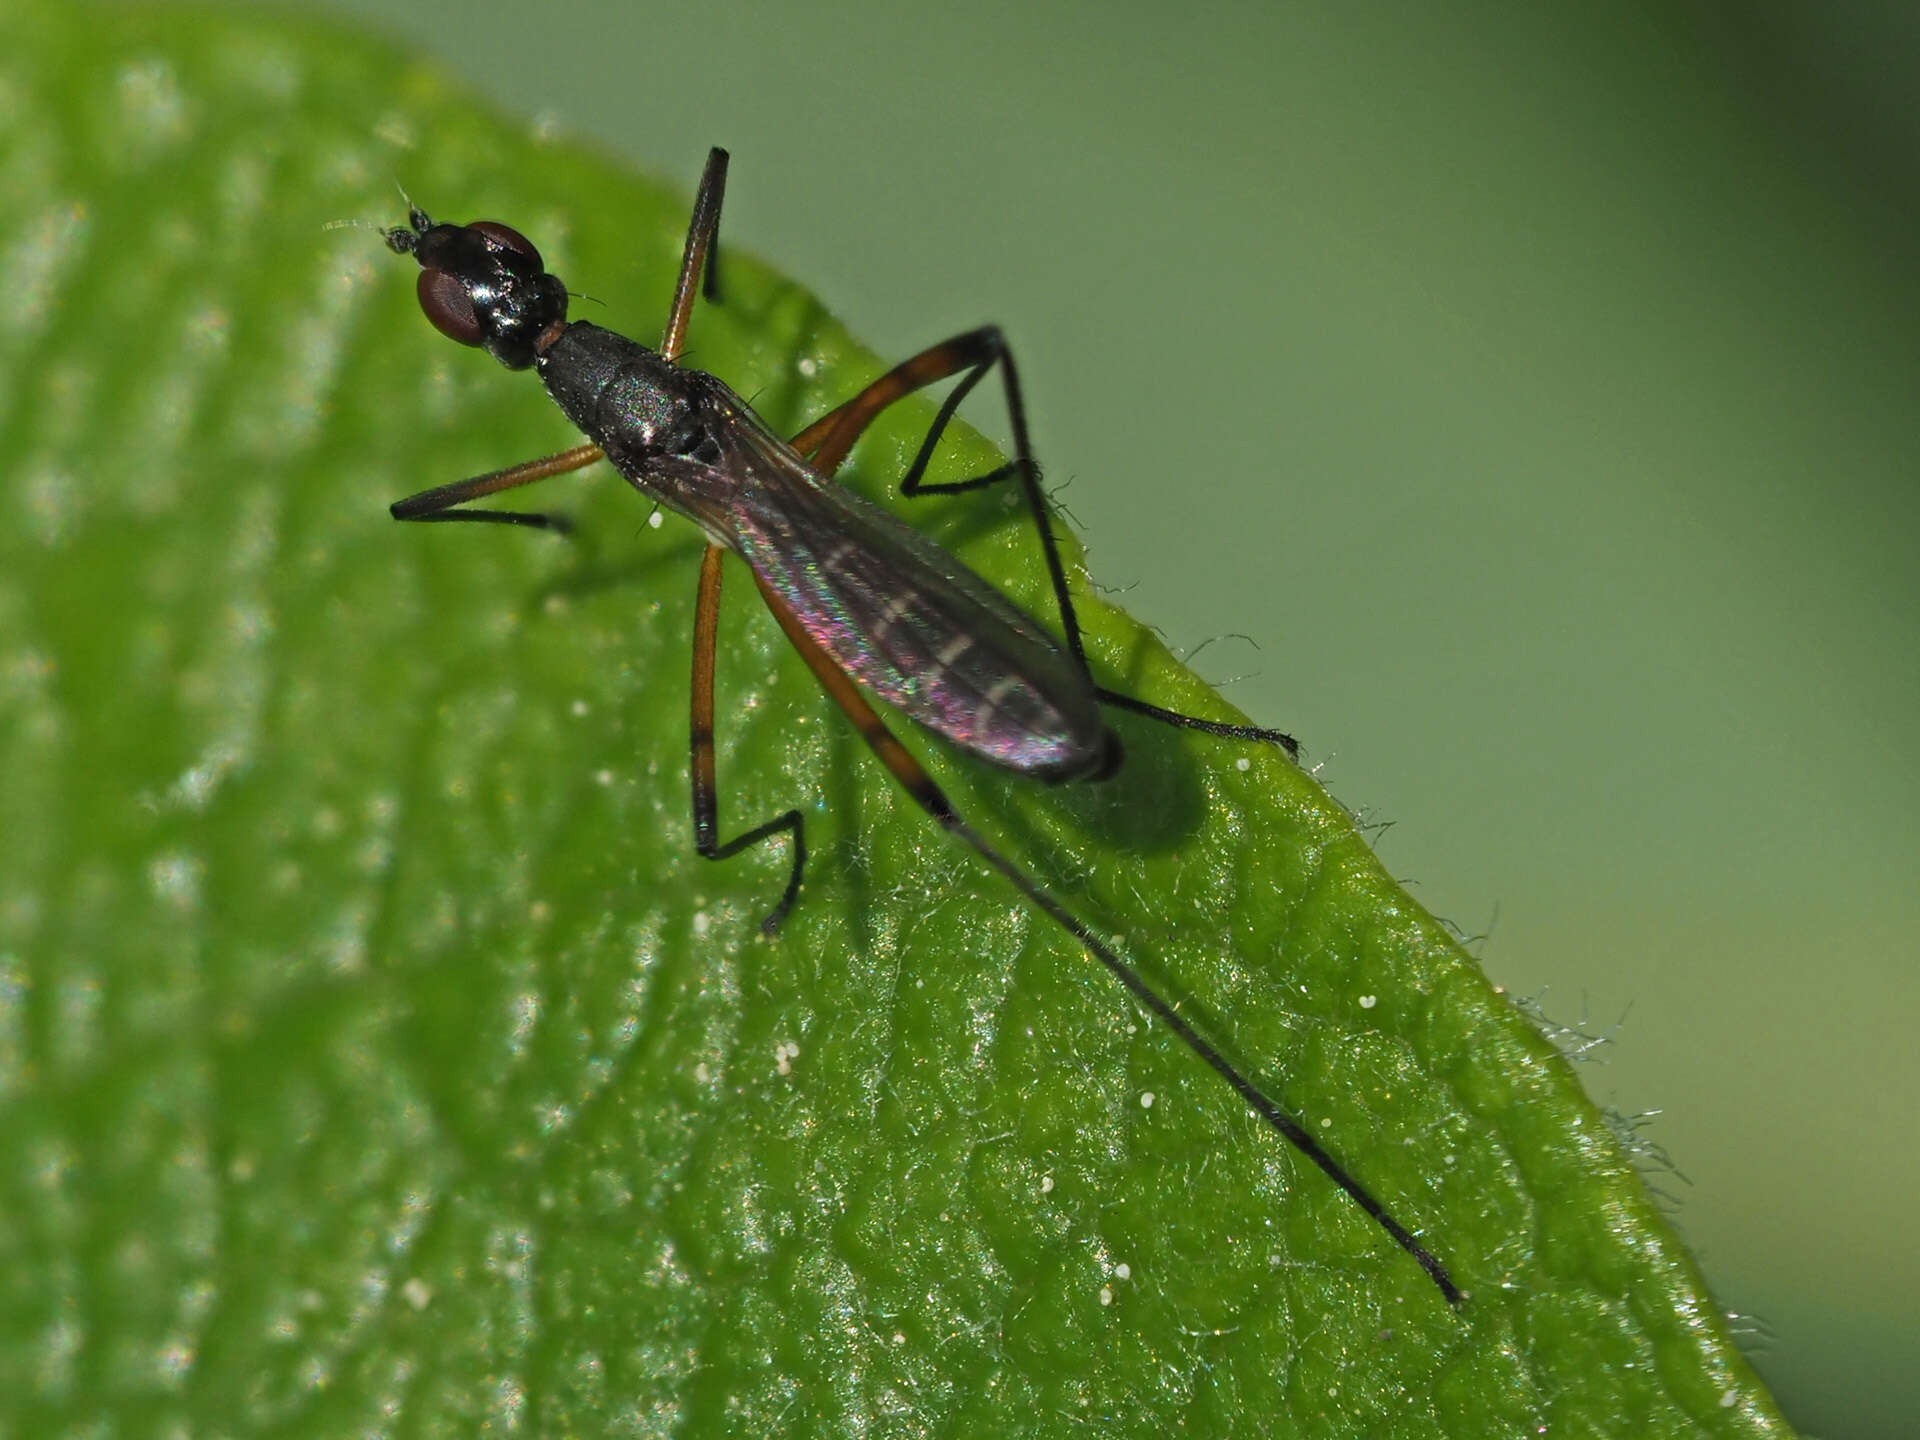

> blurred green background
[290,0,1911,1432]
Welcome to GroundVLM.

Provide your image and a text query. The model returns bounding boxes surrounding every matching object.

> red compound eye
[469,221,542,270]
[416,268,484,346]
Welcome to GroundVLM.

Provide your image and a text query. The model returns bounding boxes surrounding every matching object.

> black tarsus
[946,812,1462,1306]
[389,445,604,533]
[697,806,805,935]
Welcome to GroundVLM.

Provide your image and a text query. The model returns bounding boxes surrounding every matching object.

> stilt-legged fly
[382,148,1460,1305]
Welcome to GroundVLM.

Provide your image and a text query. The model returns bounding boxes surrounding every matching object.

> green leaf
[0,3,1795,1434]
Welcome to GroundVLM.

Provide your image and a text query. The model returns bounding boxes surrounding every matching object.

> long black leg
[389,442,603,532]
[792,329,1300,759]
[751,569,1459,1305]
[691,544,805,934]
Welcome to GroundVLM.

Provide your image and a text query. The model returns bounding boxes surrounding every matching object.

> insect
[383,147,1460,1305]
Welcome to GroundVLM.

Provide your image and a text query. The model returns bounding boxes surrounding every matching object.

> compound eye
[417,268,485,346]
[469,221,542,270]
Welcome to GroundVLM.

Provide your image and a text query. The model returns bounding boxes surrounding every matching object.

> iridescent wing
[703,411,1105,780]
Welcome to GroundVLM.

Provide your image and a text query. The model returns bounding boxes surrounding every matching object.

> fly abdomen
[876,590,1103,779]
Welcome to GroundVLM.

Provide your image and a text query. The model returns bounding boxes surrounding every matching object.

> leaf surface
[0,4,1795,1434]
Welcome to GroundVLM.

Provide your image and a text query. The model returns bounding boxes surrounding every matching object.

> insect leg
[751,568,1460,1306]
[389,442,603,532]
[691,544,806,934]
[793,330,1300,758]
[661,147,729,363]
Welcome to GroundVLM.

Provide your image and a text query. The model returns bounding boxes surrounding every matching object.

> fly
[383,147,1461,1306]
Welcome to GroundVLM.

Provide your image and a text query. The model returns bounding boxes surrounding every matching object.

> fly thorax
[538,321,685,455]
